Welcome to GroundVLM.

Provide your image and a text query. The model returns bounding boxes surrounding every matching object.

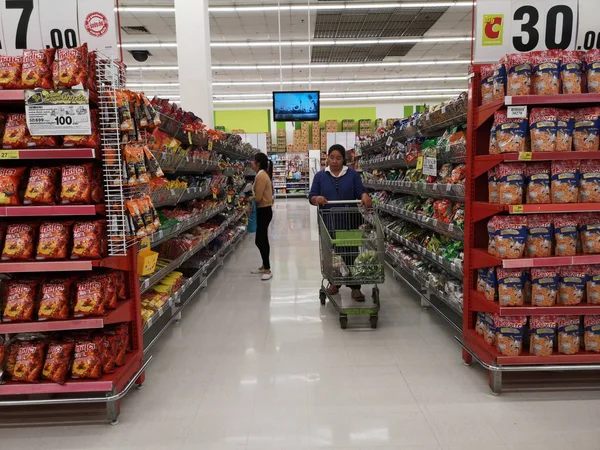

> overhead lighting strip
[213,93,458,104]
[211,88,465,98]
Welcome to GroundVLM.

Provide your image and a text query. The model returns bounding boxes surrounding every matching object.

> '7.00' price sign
[25,89,91,136]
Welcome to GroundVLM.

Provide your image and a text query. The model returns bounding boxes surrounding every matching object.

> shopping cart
[318,201,385,329]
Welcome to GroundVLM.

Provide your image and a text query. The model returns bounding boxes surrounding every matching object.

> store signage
[422,156,437,176]
[507,105,528,118]
[0,0,118,57]
[474,0,599,62]
[25,89,91,136]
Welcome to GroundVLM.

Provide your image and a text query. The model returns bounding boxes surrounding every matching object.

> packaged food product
[578,160,600,202]
[489,123,498,154]
[0,56,22,89]
[556,109,574,152]
[587,265,600,304]
[2,113,29,149]
[477,268,487,293]
[551,160,579,203]
[579,213,600,254]
[584,315,600,353]
[113,270,127,301]
[484,267,498,302]
[38,279,72,321]
[60,163,92,204]
[484,314,496,345]
[525,215,553,258]
[557,316,581,354]
[488,170,499,204]
[497,268,525,306]
[73,279,105,317]
[0,336,6,381]
[101,332,117,374]
[114,323,130,366]
[0,166,26,205]
[496,163,525,205]
[531,50,561,95]
[87,51,97,91]
[143,145,164,178]
[573,108,600,152]
[36,222,70,260]
[2,223,36,261]
[55,44,88,88]
[5,341,18,376]
[526,162,551,204]
[71,334,103,379]
[531,267,558,307]
[63,109,100,148]
[488,216,499,256]
[530,316,557,356]
[71,220,104,259]
[585,49,600,93]
[558,266,586,305]
[24,167,59,205]
[28,131,58,149]
[12,338,46,382]
[494,110,528,154]
[117,90,133,131]
[2,280,38,322]
[529,108,557,152]
[495,315,527,356]
[97,273,117,309]
[42,339,74,384]
[554,215,579,256]
[21,49,55,89]
[494,216,527,259]
[475,312,486,335]
[492,59,506,100]
[124,144,146,184]
[126,199,146,238]
[506,53,532,96]
[560,50,584,94]
[480,64,495,105]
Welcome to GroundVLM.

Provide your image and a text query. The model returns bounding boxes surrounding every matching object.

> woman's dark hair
[328,144,346,165]
[254,152,273,179]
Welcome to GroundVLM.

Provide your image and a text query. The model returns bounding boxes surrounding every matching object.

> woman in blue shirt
[309,144,372,301]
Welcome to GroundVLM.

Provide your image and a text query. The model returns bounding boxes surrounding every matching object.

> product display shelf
[0,204,105,217]
[212,140,257,161]
[378,203,464,241]
[0,148,99,160]
[0,255,130,274]
[364,180,465,202]
[461,64,600,395]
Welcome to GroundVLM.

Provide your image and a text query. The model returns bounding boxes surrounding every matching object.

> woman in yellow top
[250,152,274,280]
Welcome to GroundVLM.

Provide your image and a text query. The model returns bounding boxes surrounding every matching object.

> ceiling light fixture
[213,93,458,104]
[212,88,465,99]
[212,60,470,70]
[120,42,178,48]
[126,66,179,71]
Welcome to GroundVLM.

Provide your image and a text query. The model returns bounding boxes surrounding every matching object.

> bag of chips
[579,213,600,254]
[497,268,525,307]
[496,163,525,205]
[585,49,600,94]
[495,315,527,356]
[38,279,72,321]
[71,220,104,259]
[493,59,507,101]
[0,166,25,205]
[74,278,105,317]
[556,109,574,152]
[21,49,55,89]
[530,316,557,356]
[60,163,92,204]
[488,170,499,204]
[506,53,532,96]
[2,113,30,149]
[55,44,88,88]
[529,108,557,152]
[114,323,130,365]
[101,332,117,374]
[531,50,561,96]
[551,160,579,203]
[0,336,6,382]
[558,266,586,305]
[480,64,495,105]
[477,268,488,294]
[494,110,528,154]
[573,107,600,152]
[112,270,127,301]
[63,109,100,148]
[12,336,46,383]
[117,90,134,131]
[124,144,149,184]
[0,56,22,90]
[587,265,600,304]
[531,267,558,307]
[578,160,600,203]
[475,312,487,336]
[36,222,70,260]
[2,223,36,261]
[24,167,59,205]
[489,123,499,154]
[558,316,581,354]
[2,280,38,322]
[554,215,579,256]
[560,50,584,94]
[525,215,553,258]
[42,339,74,384]
[143,145,164,178]
[90,165,104,204]
[584,315,600,353]
[494,216,527,259]
[96,273,117,310]
[71,334,103,379]
[488,216,499,256]
[484,267,498,302]
[526,162,551,204]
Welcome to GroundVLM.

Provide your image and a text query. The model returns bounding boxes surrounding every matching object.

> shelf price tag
[386,136,393,147]
[518,152,533,161]
[507,105,527,118]
[422,156,437,176]
[416,156,424,170]
[512,205,524,213]
[25,89,91,136]
[0,150,18,159]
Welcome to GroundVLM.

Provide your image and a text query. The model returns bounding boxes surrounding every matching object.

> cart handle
[324,200,362,205]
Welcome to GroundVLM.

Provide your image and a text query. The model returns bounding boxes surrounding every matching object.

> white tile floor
[4,199,600,449]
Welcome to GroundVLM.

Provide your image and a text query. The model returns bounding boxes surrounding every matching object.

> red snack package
[63,110,100,148]
[0,56,22,89]
[560,50,584,94]
[573,107,600,152]
[90,165,104,204]
[5,341,18,377]
[60,163,92,204]
[494,315,527,356]
[36,222,70,260]
[506,53,532,96]
[584,315,600,352]
[113,270,127,301]
[557,316,581,355]
[71,334,103,379]
[579,213,600,254]
[114,323,130,365]
[38,279,72,321]
[556,109,574,152]
[585,49,600,94]
[55,44,88,88]
[579,160,600,203]
[42,339,74,384]
[496,163,525,205]
[86,51,97,91]
[2,113,29,149]
[494,216,527,259]
[525,162,551,204]
[0,336,6,380]
[587,265,600,304]
[74,278,105,317]
[529,108,558,152]
[24,167,59,205]
[2,280,38,322]
[531,50,560,96]
[12,338,46,382]
[101,332,117,374]
[95,273,117,309]
[2,223,37,261]
[554,215,579,256]
[525,215,553,258]
[71,220,104,259]
[551,160,580,204]
[0,166,26,205]
[531,268,558,307]
[530,315,557,356]
[21,49,55,89]
[558,266,586,305]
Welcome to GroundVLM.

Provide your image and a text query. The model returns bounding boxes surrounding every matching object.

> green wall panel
[214,109,270,133]
[403,105,414,118]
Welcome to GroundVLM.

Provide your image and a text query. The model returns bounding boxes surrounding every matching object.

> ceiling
[119,0,472,106]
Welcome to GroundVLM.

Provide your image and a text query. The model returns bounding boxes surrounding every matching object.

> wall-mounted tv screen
[273,91,320,122]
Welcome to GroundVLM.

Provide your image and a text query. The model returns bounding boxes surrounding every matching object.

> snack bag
[497,268,525,306]
[585,49,600,93]
[475,312,487,336]
[578,160,600,202]
[494,110,528,154]
[477,268,487,293]
[529,108,557,152]
[560,50,584,94]
[0,336,6,381]
[484,314,496,345]
[531,267,558,307]
[489,123,499,155]
[579,213,600,254]
[0,56,22,89]
[526,162,551,204]
[557,316,581,354]
[63,109,100,148]
[12,338,46,382]
[71,334,103,379]
[74,278,105,317]
[494,216,527,259]
[60,163,92,204]
[484,267,498,302]
[531,50,560,95]
[506,53,532,96]
[116,90,134,131]
[55,44,88,88]
[113,270,127,301]
[558,266,586,305]
[530,316,557,356]
[496,163,525,205]
[38,279,72,321]
[556,109,574,152]
[24,167,59,205]
[71,220,104,259]
[587,265,600,304]
[42,339,74,384]
[96,273,117,309]
[488,216,499,256]
[143,145,164,178]
[573,108,600,152]
[495,315,527,356]
[2,223,36,261]
[488,170,499,204]
[492,59,506,100]
[28,130,58,149]
[480,64,495,105]
[554,215,579,256]
[2,113,30,149]
[2,280,38,322]
[101,332,117,374]
[0,166,25,205]
[21,49,55,89]
[114,323,130,365]
[551,160,579,203]
[584,315,600,353]
[36,222,70,260]
[525,215,553,258]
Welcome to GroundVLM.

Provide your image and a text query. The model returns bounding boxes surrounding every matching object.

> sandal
[351,289,366,302]
[327,285,340,295]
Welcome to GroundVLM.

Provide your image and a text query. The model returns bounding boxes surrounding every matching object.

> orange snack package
[497,268,525,307]
[2,113,30,149]
[42,339,74,384]
[556,109,574,152]
[584,316,600,353]
[560,50,584,94]
[526,162,551,204]
[24,167,59,205]
[587,265,600,304]
[21,48,55,89]
[557,316,581,355]
[494,110,528,154]
[480,64,495,105]
[90,165,104,204]
[475,312,486,336]
[0,56,22,89]
[60,163,92,204]
[93,273,117,310]
[38,279,72,321]
[483,314,495,345]
[551,160,579,203]
[579,160,600,203]
[554,215,578,256]
[506,53,532,96]
[558,266,586,305]
[573,107,600,152]
[55,44,88,88]
[71,220,104,259]
[101,332,117,374]
[585,49,600,94]
[496,163,525,205]
[529,108,557,152]
[12,338,46,383]
[531,50,560,95]
[525,215,553,258]
[530,316,557,356]
[2,280,38,322]
[488,170,499,203]
[488,216,499,256]
[71,334,103,379]
[494,216,527,259]
[492,59,506,101]
[579,213,600,254]
[2,223,36,261]
[36,222,70,260]
[0,166,26,205]
[484,267,498,302]
[494,315,527,356]
[477,268,487,294]
[73,278,105,317]
[531,267,558,307]
[112,270,127,301]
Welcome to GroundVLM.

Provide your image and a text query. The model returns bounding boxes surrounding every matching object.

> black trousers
[255,206,273,270]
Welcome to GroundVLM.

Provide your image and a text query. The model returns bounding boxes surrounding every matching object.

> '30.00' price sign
[475,0,600,62]
[0,0,117,57]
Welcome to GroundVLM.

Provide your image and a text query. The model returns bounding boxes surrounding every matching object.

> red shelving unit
[0,148,98,160]
[0,204,105,217]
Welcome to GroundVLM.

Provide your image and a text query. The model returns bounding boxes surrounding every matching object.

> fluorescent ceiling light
[213,88,464,99]
[213,60,470,70]
[213,93,457,104]
[208,2,472,13]
[120,42,177,49]
[115,7,176,12]
[126,66,179,71]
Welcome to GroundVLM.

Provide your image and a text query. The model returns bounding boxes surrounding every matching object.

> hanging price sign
[25,89,91,136]
[422,156,437,176]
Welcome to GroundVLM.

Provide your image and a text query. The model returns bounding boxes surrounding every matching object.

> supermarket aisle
[5,199,600,450]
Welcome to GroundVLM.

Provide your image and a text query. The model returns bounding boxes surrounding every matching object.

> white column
[174,0,213,128]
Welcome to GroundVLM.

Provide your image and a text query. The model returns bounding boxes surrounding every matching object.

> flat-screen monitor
[273,91,320,122]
